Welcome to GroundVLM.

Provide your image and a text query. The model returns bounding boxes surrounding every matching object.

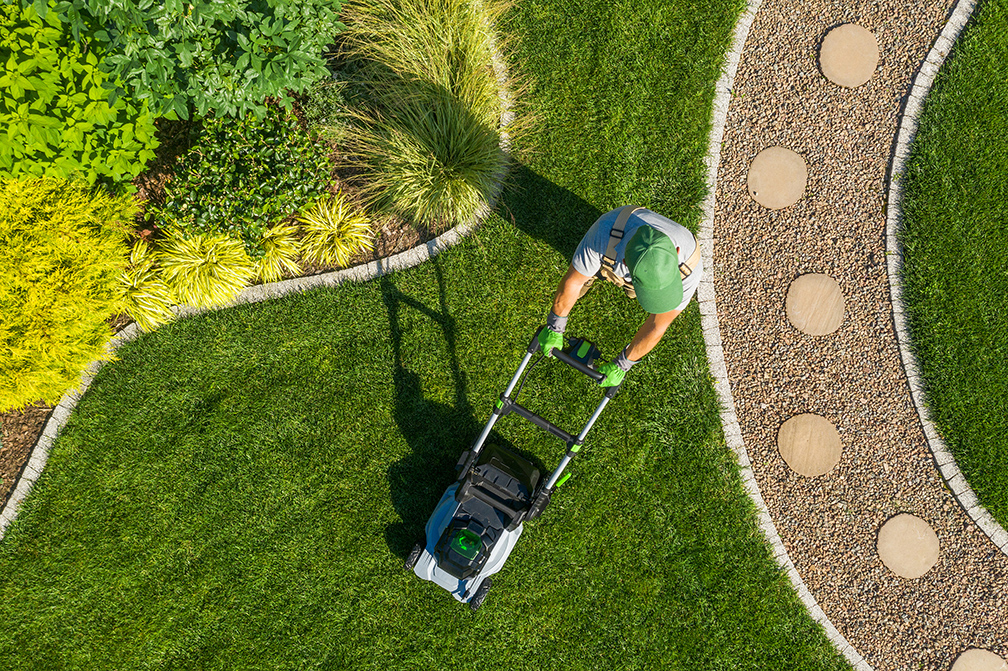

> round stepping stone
[952,649,1008,671]
[746,147,807,210]
[819,24,879,88]
[786,273,845,335]
[777,414,842,477]
[876,513,940,578]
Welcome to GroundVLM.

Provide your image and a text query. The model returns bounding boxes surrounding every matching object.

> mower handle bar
[552,346,606,383]
[529,327,606,384]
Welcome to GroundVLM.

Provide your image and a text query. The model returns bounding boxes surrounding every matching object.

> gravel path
[711,0,1008,669]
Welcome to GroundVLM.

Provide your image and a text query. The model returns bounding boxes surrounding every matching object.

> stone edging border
[884,0,1008,555]
[696,2,874,669]
[0,39,513,540]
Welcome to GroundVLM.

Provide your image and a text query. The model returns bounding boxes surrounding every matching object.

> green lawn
[0,0,851,668]
[899,0,1008,528]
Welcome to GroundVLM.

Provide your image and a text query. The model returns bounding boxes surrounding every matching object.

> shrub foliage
[42,0,344,119]
[0,1,158,184]
[152,106,333,258]
[0,177,134,412]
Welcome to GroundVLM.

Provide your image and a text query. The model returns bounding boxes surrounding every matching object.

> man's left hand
[597,361,626,387]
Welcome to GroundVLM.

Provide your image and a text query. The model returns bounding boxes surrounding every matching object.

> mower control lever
[528,327,606,384]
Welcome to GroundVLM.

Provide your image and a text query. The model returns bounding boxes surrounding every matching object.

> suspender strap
[679,235,702,280]
[601,206,643,270]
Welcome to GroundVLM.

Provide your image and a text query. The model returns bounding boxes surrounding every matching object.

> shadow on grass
[381,264,546,559]
[499,163,602,261]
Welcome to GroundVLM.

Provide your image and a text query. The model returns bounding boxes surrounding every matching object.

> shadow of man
[381,264,544,559]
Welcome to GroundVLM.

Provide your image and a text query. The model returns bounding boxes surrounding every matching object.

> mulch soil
[0,403,53,509]
[713,0,1008,668]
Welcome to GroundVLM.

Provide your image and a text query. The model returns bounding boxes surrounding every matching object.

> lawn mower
[404,327,622,611]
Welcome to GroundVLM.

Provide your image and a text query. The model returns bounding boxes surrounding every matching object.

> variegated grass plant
[339,0,513,229]
[255,222,301,283]
[158,232,255,309]
[297,192,373,268]
[117,240,174,332]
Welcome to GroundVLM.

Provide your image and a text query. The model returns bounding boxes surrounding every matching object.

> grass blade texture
[899,0,1008,527]
[0,0,850,669]
[340,0,509,228]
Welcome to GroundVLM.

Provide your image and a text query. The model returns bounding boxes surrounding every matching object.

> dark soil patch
[0,402,53,510]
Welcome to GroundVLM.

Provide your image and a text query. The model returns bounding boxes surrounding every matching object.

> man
[538,205,703,386]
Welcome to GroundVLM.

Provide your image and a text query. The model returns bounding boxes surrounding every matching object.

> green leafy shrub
[256,222,302,282]
[45,0,344,119]
[0,177,134,412]
[153,106,333,257]
[338,0,509,228]
[116,240,174,332]
[0,1,158,185]
[303,77,352,144]
[158,232,255,309]
[298,192,373,267]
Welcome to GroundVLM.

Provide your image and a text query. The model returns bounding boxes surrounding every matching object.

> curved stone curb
[884,0,1008,556]
[0,40,514,542]
[696,1,872,669]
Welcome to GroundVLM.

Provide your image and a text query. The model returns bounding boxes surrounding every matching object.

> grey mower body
[412,442,539,603]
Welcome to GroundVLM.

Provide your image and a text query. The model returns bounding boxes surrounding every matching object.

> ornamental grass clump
[0,177,133,411]
[158,232,255,309]
[116,240,174,332]
[339,0,511,229]
[255,222,302,283]
[298,192,373,268]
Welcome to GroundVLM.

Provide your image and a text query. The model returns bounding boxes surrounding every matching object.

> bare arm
[625,309,680,361]
[551,265,592,317]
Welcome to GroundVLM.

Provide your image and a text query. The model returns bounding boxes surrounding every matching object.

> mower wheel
[469,578,492,612]
[405,542,423,571]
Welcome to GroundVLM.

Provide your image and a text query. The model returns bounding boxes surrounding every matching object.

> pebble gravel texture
[713,0,1008,669]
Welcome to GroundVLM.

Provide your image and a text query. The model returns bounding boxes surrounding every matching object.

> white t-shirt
[571,207,703,312]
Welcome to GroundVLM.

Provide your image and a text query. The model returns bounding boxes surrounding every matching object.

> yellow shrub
[0,177,134,411]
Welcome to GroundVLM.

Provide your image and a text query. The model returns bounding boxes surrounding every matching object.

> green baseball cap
[624,226,683,314]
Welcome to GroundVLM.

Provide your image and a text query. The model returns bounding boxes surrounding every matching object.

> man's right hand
[538,327,564,358]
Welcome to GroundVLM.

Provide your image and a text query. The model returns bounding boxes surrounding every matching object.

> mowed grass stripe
[900,0,1008,528]
[0,0,850,668]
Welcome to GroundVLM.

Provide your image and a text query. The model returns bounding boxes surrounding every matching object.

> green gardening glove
[597,361,626,387]
[538,327,564,358]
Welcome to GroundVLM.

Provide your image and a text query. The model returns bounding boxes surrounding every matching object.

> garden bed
[0,108,445,511]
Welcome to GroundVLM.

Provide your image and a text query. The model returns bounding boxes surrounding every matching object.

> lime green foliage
[0,1,157,185]
[158,232,255,309]
[46,0,344,120]
[298,192,373,268]
[255,222,301,283]
[0,177,133,412]
[900,0,1008,526]
[152,106,333,257]
[116,240,174,332]
[340,0,509,228]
